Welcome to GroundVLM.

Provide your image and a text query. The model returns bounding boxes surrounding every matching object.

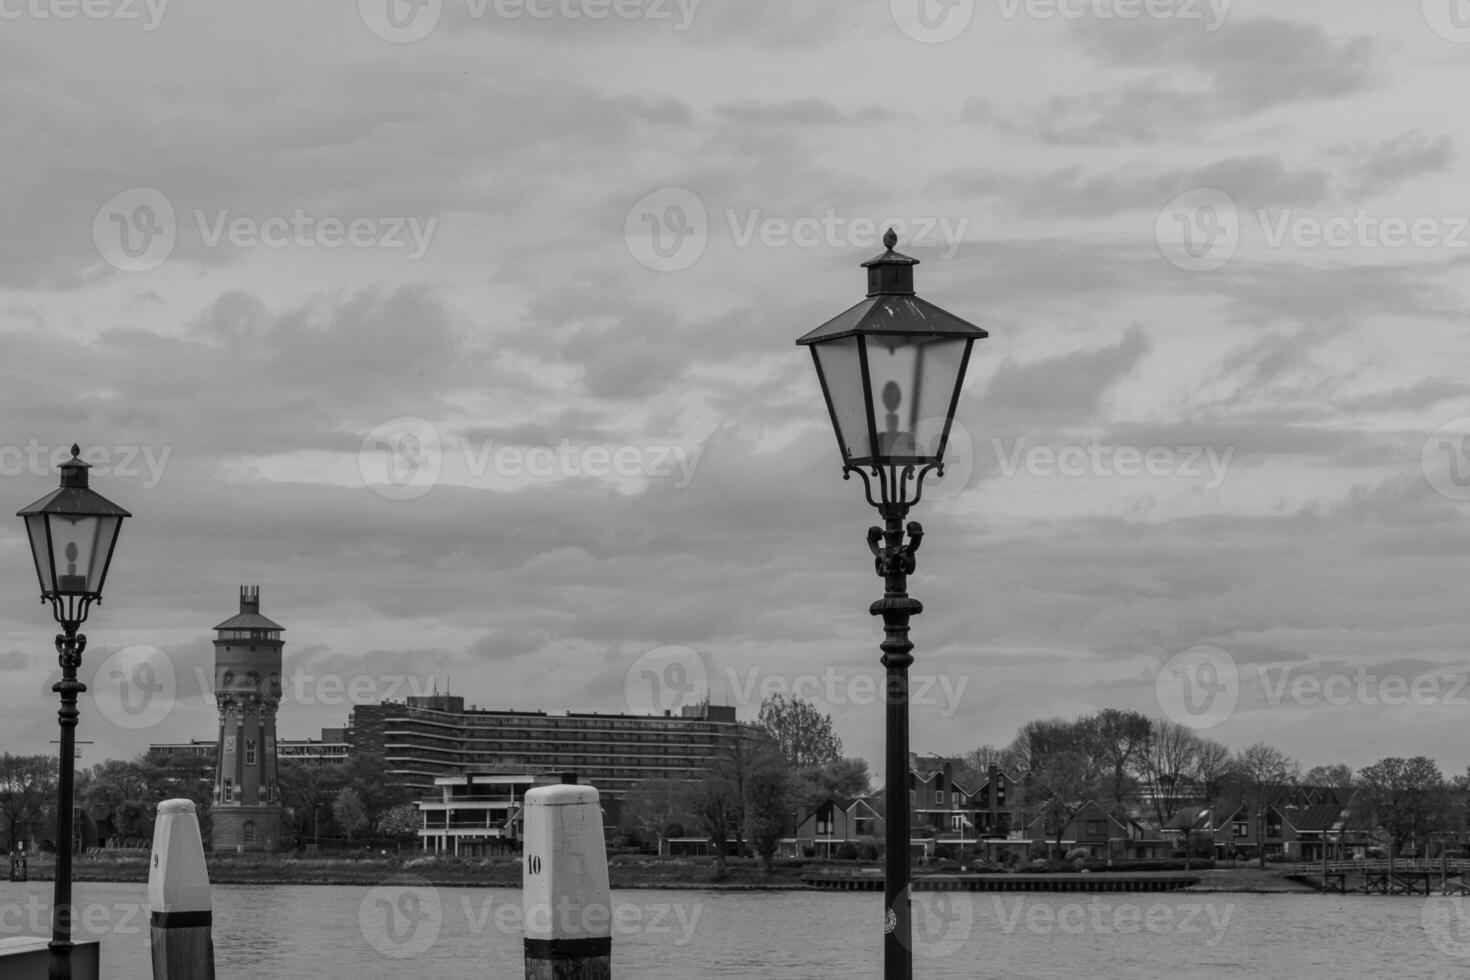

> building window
[996,784,1005,805]
[245,740,257,765]
[1087,820,1105,837]
[244,821,256,844]
[1233,821,1249,838]
[936,792,945,805]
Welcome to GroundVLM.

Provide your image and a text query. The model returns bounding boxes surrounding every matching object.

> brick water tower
[210,586,284,851]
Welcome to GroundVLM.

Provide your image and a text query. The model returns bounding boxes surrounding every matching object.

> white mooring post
[522,775,612,980]
[148,799,215,980]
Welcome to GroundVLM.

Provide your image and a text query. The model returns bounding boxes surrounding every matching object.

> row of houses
[414,759,1470,863]
[771,764,1167,862]
[773,762,1470,863]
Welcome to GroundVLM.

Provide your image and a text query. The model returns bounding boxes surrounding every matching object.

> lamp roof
[16,445,132,519]
[797,229,987,345]
[795,293,988,346]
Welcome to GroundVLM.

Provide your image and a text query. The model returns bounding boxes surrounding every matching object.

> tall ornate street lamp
[797,230,986,980]
[17,445,130,980]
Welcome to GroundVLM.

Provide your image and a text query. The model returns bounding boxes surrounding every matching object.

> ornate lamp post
[797,230,985,980]
[17,445,130,980]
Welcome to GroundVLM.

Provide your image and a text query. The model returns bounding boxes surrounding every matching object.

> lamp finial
[883,228,898,251]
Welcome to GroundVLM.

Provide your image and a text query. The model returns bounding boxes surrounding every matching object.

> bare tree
[1011,717,1103,858]
[1231,743,1298,868]
[686,759,741,875]
[1354,757,1450,858]
[1138,719,1200,834]
[1302,764,1354,790]
[332,787,368,840]
[953,744,1024,789]
[789,757,871,812]
[1187,737,1233,865]
[757,694,843,770]
[0,754,58,853]
[744,751,789,874]
[1091,709,1153,820]
[622,778,694,845]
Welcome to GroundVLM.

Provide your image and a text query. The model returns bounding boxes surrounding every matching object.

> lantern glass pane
[24,513,52,595]
[812,336,874,465]
[864,334,970,464]
[45,514,118,597]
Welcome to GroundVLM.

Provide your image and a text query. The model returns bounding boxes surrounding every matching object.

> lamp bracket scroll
[843,462,944,512]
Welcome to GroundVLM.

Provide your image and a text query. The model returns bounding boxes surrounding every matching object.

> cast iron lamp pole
[17,445,130,980]
[797,230,986,980]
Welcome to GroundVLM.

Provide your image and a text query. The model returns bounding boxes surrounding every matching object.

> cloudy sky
[2,0,1470,785]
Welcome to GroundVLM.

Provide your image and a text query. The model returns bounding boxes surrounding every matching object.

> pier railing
[1281,858,1470,876]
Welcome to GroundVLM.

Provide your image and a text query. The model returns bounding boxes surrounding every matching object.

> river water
[1,880,1466,978]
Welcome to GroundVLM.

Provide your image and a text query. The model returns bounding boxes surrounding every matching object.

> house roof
[1023,801,1130,832]
[1162,806,1204,832]
[1164,802,1246,832]
[1275,803,1347,833]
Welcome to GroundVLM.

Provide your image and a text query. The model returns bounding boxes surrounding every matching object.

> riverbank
[14,853,1318,892]
[20,853,810,889]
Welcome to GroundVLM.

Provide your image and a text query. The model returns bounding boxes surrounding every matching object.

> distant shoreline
[9,856,1321,893]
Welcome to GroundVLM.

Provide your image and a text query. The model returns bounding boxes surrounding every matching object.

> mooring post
[148,799,214,980]
[523,774,611,980]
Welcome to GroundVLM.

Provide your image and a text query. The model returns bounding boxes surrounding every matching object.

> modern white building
[417,772,563,856]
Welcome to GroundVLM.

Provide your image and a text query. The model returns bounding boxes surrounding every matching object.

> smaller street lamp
[797,230,986,980]
[18,445,130,980]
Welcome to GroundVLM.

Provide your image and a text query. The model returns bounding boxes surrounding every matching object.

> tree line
[950,710,1470,865]
[619,703,1470,871]
[0,749,418,853]
[619,693,868,873]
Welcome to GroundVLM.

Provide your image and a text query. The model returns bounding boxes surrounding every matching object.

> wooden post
[522,775,611,980]
[148,799,214,980]
[1321,836,1327,893]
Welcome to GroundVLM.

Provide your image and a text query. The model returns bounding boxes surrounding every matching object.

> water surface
[0,880,1462,979]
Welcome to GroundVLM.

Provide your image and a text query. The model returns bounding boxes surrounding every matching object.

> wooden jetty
[1285,858,1470,896]
[802,871,1199,893]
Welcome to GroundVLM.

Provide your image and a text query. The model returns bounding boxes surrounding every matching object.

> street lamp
[797,229,986,980]
[17,445,130,980]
